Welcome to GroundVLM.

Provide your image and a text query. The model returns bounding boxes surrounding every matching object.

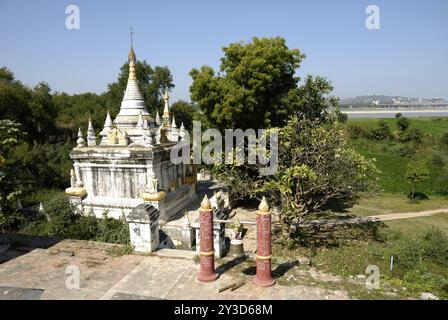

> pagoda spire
[104,111,112,129]
[114,30,151,128]
[76,128,85,147]
[87,118,97,147]
[155,110,162,126]
[162,90,170,126]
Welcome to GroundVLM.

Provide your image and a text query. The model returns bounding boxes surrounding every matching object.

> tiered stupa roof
[114,45,151,128]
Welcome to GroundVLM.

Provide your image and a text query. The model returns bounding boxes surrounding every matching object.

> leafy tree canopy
[170,100,197,131]
[191,37,303,130]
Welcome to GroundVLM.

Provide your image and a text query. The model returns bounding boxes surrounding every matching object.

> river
[342,110,448,118]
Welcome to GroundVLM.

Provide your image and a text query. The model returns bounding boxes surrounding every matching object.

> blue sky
[1,0,447,102]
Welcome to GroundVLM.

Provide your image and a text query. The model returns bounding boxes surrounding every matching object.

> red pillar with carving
[254,196,275,287]
[197,195,219,282]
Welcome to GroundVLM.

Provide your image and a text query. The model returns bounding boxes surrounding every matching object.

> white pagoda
[65,45,197,221]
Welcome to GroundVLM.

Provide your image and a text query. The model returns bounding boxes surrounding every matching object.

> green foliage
[95,211,130,244]
[396,117,410,132]
[0,120,28,232]
[430,153,445,167]
[335,109,348,123]
[347,118,448,195]
[386,143,415,158]
[347,124,366,139]
[42,194,82,238]
[267,117,379,229]
[215,116,379,244]
[390,228,448,297]
[394,228,448,269]
[170,100,197,131]
[406,160,430,198]
[284,75,339,124]
[0,70,57,143]
[9,142,72,189]
[399,127,424,143]
[53,92,106,135]
[20,194,130,245]
[368,120,393,140]
[190,37,307,130]
[440,132,448,148]
[305,226,448,299]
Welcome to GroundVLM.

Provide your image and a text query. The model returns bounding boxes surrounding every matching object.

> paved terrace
[0,239,348,300]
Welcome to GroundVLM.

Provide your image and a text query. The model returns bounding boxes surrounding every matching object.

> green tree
[190,37,306,130]
[214,116,379,243]
[0,120,28,231]
[0,68,57,143]
[369,120,393,140]
[284,75,339,123]
[400,127,424,143]
[406,160,430,199]
[53,92,106,137]
[396,117,410,132]
[170,100,197,131]
[29,82,58,139]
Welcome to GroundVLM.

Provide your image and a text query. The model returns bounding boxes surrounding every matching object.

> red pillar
[197,195,219,282]
[254,197,275,287]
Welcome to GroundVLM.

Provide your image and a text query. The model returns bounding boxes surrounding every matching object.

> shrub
[20,195,130,245]
[387,144,415,158]
[368,120,393,140]
[347,124,366,139]
[335,110,348,123]
[399,128,424,143]
[95,212,130,244]
[396,117,410,132]
[394,228,448,272]
[392,228,448,297]
[43,194,80,238]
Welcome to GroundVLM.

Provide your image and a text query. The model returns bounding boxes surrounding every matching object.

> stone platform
[0,239,349,300]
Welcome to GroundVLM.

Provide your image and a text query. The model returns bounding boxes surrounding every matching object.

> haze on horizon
[1,0,447,102]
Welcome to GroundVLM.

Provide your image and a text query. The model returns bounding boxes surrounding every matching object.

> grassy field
[347,117,448,195]
[349,117,448,137]
[274,208,448,299]
[349,194,448,216]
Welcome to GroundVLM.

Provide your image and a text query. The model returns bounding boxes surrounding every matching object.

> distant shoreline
[342,109,448,114]
[341,109,448,118]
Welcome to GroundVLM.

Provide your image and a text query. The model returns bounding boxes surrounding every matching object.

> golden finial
[258,196,269,213]
[201,195,212,210]
[128,27,136,62]
[128,47,136,62]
